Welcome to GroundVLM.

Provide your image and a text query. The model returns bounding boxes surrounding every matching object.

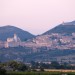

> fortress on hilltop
[5,34,21,48]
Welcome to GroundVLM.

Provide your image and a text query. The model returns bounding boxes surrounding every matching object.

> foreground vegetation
[6,71,75,75]
[1,61,75,75]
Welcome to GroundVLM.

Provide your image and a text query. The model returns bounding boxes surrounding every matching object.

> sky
[0,0,75,35]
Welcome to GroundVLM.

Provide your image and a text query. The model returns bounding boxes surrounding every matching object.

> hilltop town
[1,21,75,62]
[1,32,75,51]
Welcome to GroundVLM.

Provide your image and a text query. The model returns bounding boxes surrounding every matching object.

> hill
[1,21,75,62]
[1,47,75,63]
[0,25,35,41]
[43,21,75,35]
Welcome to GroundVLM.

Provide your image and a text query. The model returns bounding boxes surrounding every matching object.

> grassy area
[7,72,61,75]
[6,71,75,75]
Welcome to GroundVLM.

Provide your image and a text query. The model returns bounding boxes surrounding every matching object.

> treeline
[31,61,75,70]
[0,61,75,75]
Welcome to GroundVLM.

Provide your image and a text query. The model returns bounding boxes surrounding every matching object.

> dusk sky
[0,0,75,35]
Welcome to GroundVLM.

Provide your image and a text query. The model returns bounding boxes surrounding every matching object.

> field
[6,70,75,75]
[45,69,75,72]
[7,72,61,75]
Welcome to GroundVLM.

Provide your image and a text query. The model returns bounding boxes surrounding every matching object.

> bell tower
[14,34,17,42]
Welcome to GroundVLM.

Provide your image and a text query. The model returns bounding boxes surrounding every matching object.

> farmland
[6,70,75,75]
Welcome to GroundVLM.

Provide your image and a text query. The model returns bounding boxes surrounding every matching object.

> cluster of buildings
[31,32,75,50]
[0,34,21,48]
[1,33,75,50]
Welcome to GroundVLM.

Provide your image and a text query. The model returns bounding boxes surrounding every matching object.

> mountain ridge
[43,20,75,35]
[0,25,35,41]
[1,21,75,62]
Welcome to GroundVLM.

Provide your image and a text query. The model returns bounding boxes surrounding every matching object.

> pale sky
[0,0,75,35]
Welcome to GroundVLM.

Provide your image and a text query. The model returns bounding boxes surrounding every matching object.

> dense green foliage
[31,61,75,69]
[0,67,6,75]
[0,61,75,75]
[6,71,75,75]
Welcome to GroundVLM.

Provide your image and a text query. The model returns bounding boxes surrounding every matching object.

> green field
[6,71,75,75]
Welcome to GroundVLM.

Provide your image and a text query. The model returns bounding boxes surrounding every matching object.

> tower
[14,34,18,42]
[62,21,65,25]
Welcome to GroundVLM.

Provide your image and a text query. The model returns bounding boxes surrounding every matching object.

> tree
[0,67,6,75]
[40,67,44,71]
[8,61,28,71]
[18,63,28,71]
[50,61,60,69]
[40,63,50,69]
